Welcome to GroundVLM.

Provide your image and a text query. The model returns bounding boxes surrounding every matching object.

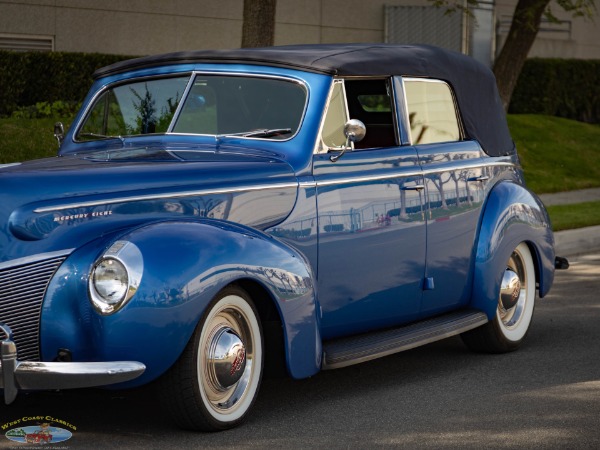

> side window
[318,78,398,153]
[320,81,348,150]
[344,79,397,149]
[403,79,461,145]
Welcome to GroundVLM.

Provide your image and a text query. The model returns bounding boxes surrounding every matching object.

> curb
[554,225,600,257]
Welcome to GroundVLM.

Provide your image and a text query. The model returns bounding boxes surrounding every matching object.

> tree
[241,0,277,48]
[431,0,596,110]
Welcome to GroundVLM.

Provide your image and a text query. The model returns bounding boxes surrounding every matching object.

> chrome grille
[0,254,67,361]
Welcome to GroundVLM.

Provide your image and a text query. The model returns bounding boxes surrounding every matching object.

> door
[401,77,488,315]
[314,78,427,340]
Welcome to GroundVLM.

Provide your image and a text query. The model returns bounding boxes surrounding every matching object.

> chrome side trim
[298,180,317,188]
[33,182,298,214]
[0,163,21,170]
[314,161,514,187]
[316,169,422,187]
[0,249,74,271]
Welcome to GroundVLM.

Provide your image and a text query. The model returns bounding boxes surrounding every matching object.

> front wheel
[160,285,264,431]
[462,242,536,353]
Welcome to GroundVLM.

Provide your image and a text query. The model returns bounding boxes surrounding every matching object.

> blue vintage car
[0,44,562,430]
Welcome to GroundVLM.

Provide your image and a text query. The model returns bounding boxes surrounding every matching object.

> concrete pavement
[539,187,600,206]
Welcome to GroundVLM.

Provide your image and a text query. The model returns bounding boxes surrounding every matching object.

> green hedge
[0,51,135,117]
[509,58,600,123]
[3,52,599,124]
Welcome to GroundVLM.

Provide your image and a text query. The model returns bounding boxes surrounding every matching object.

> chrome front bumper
[0,323,145,404]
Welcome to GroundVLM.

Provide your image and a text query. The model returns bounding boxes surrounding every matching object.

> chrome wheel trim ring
[496,243,535,342]
[197,294,261,422]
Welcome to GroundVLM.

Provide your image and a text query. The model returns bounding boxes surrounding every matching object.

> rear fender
[41,219,320,385]
[470,182,555,319]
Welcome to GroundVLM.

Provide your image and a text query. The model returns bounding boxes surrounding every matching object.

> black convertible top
[94,44,514,157]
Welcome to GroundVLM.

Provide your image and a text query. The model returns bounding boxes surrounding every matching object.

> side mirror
[344,119,366,144]
[330,119,366,162]
[54,122,65,148]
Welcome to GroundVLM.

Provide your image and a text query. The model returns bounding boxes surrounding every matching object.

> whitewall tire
[462,242,536,353]
[160,285,264,431]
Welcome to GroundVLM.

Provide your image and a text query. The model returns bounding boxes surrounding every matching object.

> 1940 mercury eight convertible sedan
[0,44,563,431]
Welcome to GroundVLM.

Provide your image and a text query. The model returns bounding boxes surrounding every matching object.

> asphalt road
[2,253,599,449]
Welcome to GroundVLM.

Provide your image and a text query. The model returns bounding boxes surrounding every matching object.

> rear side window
[403,79,461,145]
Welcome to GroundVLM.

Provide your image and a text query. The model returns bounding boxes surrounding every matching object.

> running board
[322,310,488,370]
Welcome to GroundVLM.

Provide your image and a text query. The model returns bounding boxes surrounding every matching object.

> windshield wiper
[221,128,292,138]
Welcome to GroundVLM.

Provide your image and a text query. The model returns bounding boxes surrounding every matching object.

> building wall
[1,0,599,59]
[496,0,600,59]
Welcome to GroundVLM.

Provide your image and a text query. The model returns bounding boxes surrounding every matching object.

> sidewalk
[539,187,600,257]
[539,187,600,206]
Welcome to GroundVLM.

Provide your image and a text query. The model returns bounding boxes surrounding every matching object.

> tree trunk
[241,0,277,48]
[493,0,549,110]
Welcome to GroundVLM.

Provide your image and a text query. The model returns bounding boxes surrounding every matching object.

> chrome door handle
[401,184,425,191]
[468,176,489,182]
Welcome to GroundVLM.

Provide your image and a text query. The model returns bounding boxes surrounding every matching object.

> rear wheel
[160,285,263,431]
[462,242,536,353]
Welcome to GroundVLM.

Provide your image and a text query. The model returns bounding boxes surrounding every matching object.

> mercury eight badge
[0,44,565,431]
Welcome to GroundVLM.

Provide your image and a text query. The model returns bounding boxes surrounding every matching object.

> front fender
[470,182,555,319]
[41,219,321,386]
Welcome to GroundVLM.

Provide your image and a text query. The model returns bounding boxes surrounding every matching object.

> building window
[0,34,54,52]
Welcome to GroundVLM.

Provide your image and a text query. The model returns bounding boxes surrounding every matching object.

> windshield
[77,76,188,140]
[76,74,307,141]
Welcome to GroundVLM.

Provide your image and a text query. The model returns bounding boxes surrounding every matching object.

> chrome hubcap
[500,269,521,310]
[200,302,255,413]
[498,249,527,328]
[207,327,246,391]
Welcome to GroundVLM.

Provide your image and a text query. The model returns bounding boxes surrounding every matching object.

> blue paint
[0,54,556,394]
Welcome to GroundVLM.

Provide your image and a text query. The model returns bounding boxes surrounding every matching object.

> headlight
[89,241,143,315]
[92,258,129,304]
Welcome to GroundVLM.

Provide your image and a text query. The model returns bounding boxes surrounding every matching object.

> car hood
[0,146,298,262]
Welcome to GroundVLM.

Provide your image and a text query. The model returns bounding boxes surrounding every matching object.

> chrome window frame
[400,77,465,146]
[314,78,351,154]
[73,72,309,144]
[72,73,194,144]
[314,76,400,154]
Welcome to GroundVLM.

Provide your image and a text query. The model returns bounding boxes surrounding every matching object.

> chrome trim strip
[33,182,298,214]
[314,161,514,187]
[298,180,317,188]
[166,73,197,133]
[423,160,513,174]
[392,76,411,146]
[399,77,413,145]
[316,169,422,187]
[0,249,74,271]
[0,163,21,170]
